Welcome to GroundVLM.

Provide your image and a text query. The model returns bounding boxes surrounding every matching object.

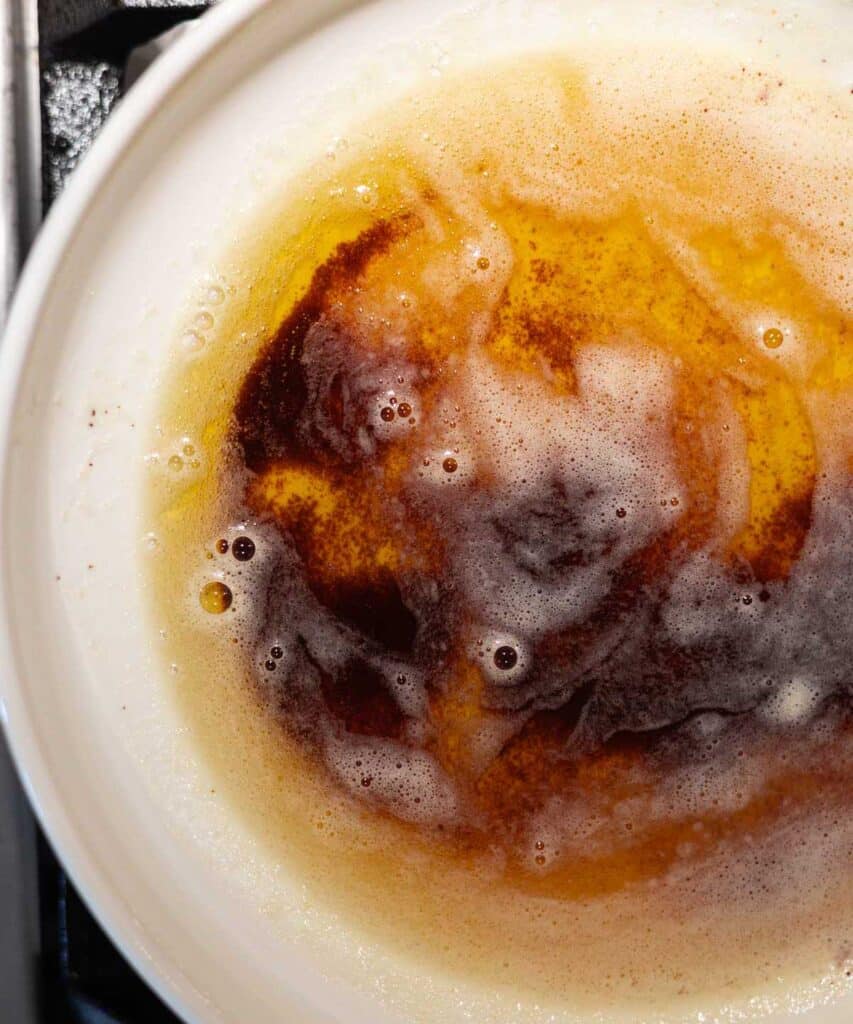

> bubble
[477,633,530,686]
[354,183,377,206]
[443,457,458,473]
[168,454,183,472]
[182,330,204,353]
[476,256,491,270]
[143,532,159,552]
[494,645,518,670]
[216,539,229,555]
[381,406,395,422]
[325,135,349,160]
[763,327,784,349]
[206,285,225,305]
[194,311,214,331]
[398,402,412,418]
[232,535,256,562]
[199,580,233,614]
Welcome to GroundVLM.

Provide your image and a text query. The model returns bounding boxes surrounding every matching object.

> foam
[761,677,826,727]
[192,50,853,878]
[433,344,683,642]
[146,12,853,1018]
[324,736,459,826]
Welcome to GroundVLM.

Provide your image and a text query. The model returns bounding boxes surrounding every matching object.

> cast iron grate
[40,0,209,207]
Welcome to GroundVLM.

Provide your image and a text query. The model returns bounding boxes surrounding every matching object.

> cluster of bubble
[145,436,205,481]
[324,736,459,825]
[181,281,226,355]
[189,522,277,645]
[166,437,203,475]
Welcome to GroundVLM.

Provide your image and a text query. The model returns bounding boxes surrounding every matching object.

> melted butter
[144,52,853,1019]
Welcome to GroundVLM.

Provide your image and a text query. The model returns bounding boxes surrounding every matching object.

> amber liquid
[145,55,852,1016]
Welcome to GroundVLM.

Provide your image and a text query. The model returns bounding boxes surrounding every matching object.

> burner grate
[39,0,209,205]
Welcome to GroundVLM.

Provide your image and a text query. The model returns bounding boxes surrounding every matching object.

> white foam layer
[415,344,682,641]
[324,736,459,825]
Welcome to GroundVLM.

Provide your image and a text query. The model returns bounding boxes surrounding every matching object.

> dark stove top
[4,5,215,1021]
[39,0,209,205]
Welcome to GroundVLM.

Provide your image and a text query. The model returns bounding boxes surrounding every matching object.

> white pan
[0,1,849,1021]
